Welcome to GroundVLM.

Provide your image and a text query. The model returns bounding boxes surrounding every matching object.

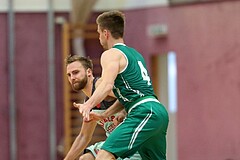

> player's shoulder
[102,48,123,61]
[104,47,123,55]
[95,77,102,88]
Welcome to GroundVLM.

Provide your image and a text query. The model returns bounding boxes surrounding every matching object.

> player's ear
[86,68,92,77]
[104,29,109,38]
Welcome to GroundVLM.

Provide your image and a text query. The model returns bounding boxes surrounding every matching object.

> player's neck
[82,76,94,97]
[108,38,124,49]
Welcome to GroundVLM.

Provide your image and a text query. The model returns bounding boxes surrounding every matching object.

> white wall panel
[0,0,168,12]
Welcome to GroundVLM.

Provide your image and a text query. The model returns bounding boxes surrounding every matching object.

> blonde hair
[65,55,93,70]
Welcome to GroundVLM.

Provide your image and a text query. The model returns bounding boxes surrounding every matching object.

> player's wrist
[102,111,108,118]
[84,99,95,110]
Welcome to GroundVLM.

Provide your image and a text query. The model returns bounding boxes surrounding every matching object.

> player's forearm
[103,100,124,118]
[85,80,113,109]
[64,135,90,160]
[64,121,97,160]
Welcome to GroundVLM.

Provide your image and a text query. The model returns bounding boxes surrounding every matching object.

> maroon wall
[171,2,240,159]
[15,13,49,159]
[124,1,240,159]
[0,13,10,160]
[0,13,67,160]
[1,0,240,160]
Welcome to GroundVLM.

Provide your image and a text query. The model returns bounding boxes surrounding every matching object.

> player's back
[112,43,156,111]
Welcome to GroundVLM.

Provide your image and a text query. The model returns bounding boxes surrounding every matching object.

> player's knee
[96,150,116,160]
[78,155,85,160]
[79,153,94,160]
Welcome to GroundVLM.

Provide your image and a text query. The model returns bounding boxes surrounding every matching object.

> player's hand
[73,102,91,121]
[113,109,127,125]
[113,112,125,126]
[89,112,105,121]
[73,102,81,109]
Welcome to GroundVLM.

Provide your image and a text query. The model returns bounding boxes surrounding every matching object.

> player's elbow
[78,132,92,142]
[100,80,114,95]
[105,83,114,92]
[78,133,91,144]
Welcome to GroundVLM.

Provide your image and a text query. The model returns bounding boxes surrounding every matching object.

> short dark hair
[65,55,93,70]
[96,10,125,39]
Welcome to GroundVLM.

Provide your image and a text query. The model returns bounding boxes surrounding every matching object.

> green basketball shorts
[101,97,169,160]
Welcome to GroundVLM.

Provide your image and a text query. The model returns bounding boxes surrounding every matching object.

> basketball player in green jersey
[77,10,169,160]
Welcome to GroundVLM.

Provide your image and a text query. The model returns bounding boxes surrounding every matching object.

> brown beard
[72,75,88,91]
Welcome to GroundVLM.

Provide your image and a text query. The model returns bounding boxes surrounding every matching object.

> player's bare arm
[79,49,122,120]
[64,120,97,160]
[95,77,116,99]
[113,109,127,125]
[89,100,124,121]
[101,100,124,118]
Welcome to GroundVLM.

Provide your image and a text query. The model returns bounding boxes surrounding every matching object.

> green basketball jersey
[112,43,156,111]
